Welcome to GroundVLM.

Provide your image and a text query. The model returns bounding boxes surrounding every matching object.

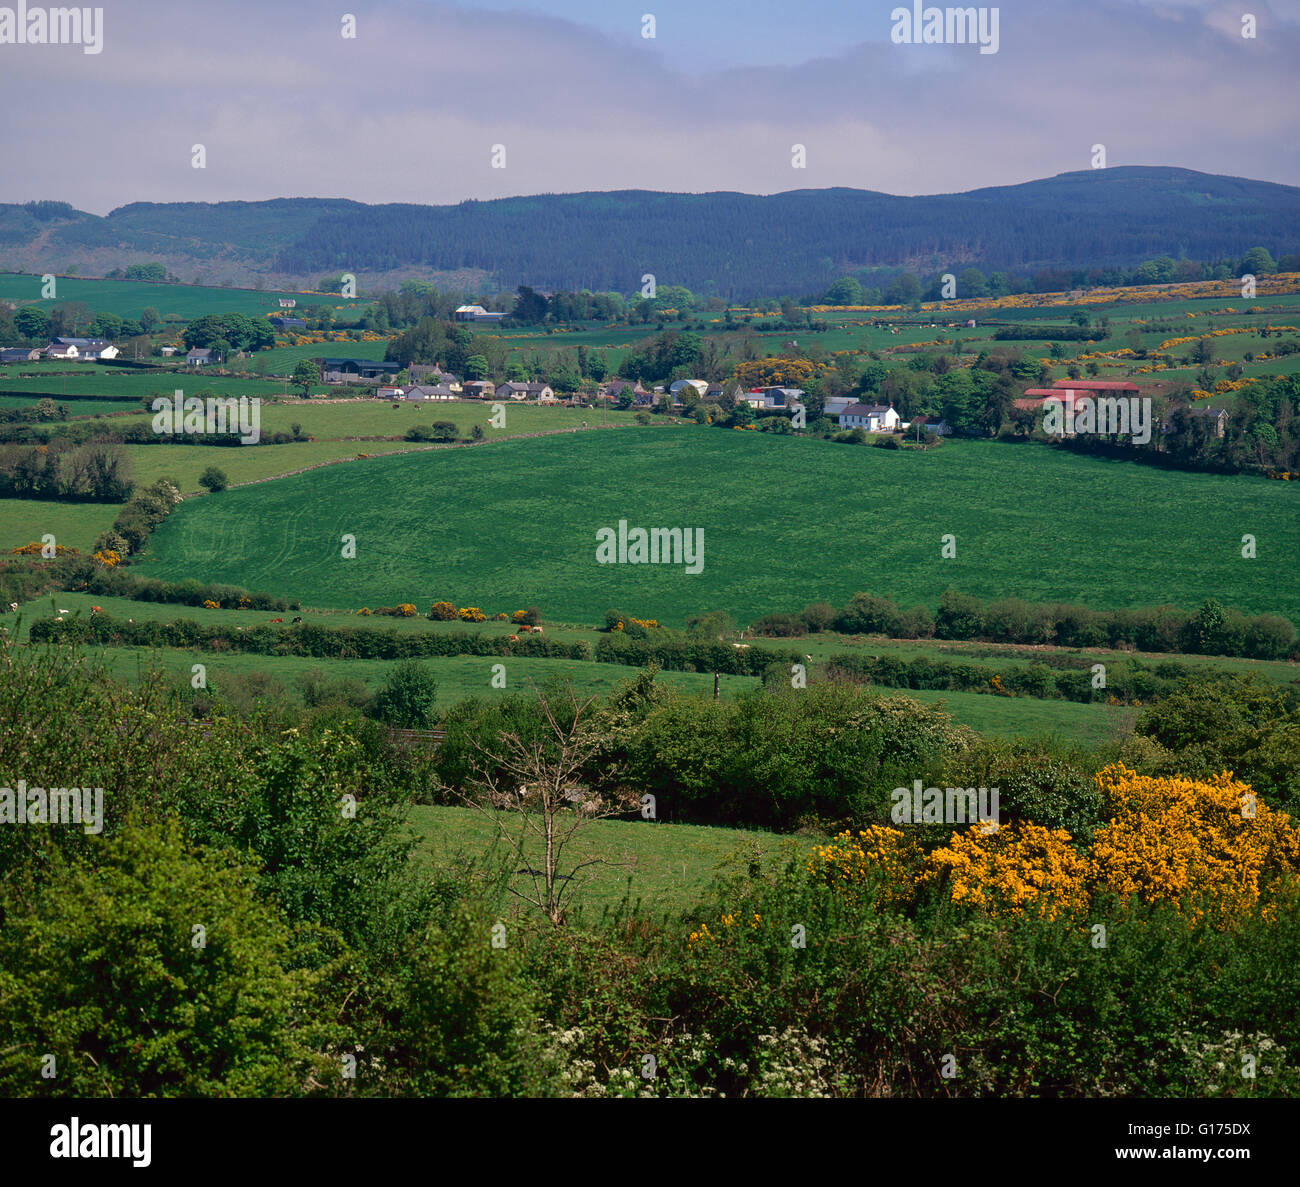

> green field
[0,372,291,399]
[409,805,815,920]
[0,272,369,321]
[134,428,1300,627]
[0,500,122,552]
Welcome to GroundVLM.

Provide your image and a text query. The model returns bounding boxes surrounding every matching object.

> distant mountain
[2,168,1297,298]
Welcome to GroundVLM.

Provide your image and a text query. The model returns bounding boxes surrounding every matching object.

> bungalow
[497,381,554,401]
[277,298,297,308]
[454,304,507,323]
[186,347,215,366]
[461,380,496,399]
[908,415,952,437]
[44,337,119,361]
[839,402,901,431]
[403,384,457,401]
[0,347,41,363]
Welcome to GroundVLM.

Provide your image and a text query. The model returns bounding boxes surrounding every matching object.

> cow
[292,616,303,624]
[270,618,283,624]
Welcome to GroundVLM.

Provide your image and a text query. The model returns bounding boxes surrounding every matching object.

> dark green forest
[4,167,1298,298]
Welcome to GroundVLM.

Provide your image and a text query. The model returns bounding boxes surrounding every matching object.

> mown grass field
[134,428,1300,627]
[0,372,291,399]
[0,273,367,320]
[408,804,816,920]
[1,500,121,552]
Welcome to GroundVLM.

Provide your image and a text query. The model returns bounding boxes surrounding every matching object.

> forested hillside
[3,167,1298,297]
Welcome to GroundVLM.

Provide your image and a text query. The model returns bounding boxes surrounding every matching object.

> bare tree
[466,683,638,925]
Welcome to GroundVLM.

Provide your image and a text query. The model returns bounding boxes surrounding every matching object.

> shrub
[370,659,440,729]
[198,465,229,492]
[428,601,458,621]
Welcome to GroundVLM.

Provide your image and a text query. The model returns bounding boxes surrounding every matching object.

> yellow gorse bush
[1090,765,1300,922]
[794,765,1300,929]
[924,821,1091,920]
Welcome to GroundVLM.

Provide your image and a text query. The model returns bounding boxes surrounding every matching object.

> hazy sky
[0,0,1295,213]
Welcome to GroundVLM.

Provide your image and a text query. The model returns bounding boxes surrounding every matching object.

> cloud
[0,0,1294,212]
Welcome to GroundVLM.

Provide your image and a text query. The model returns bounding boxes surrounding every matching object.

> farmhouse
[277,298,297,308]
[498,381,554,401]
[1185,405,1230,438]
[839,402,901,431]
[43,337,119,361]
[408,364,461,390]
[454,304,507,323]
[603,379,646,398]
[186,348,215,366]
[316,357,403,384]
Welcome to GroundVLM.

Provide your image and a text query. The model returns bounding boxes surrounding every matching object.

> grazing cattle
[507,634,519,642]
[91,606,102,614]
[292,616,303,624]
[8,602,18,612]
[270,617,283,624]
[531,626,543,634]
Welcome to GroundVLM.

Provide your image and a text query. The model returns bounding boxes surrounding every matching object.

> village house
[186,347,215,366]
[838,402,901,431]
[277,298,297,308]
[44,337,119,361]
[407,364,461,391]
[603,379,646,399]
[497,381,554,401]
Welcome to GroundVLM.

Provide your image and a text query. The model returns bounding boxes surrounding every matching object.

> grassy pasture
[408,805,816,921]
[0,272,369,321]
[132,428,1300,627]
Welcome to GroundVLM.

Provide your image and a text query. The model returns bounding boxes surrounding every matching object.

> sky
[0,0,1296,213]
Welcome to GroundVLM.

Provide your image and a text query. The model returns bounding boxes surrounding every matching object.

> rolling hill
[3,167,1298,298]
